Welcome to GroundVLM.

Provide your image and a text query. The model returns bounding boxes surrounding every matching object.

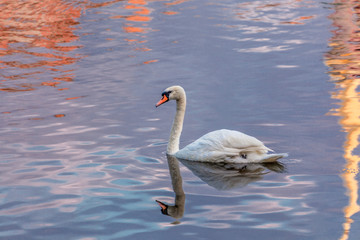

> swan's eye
[161,91,172,98]
[164,90,172,97]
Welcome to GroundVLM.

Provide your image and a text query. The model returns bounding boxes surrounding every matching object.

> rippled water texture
[1,0,360,239]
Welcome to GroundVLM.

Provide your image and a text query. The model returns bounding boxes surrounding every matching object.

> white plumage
[156,86,287,163]
[176,129,287,163]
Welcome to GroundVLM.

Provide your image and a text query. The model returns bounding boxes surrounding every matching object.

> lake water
[1,0,360,239]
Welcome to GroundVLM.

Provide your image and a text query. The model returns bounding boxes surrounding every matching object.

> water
[1,0,359,239]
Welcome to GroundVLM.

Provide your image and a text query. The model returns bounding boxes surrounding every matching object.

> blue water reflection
[0,0,358,239]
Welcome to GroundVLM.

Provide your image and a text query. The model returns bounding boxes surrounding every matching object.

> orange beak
[156,200,168,210]
[155,95,169,107]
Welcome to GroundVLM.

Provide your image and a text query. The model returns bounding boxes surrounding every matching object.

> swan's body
[156,86,287,163]
[175,129,286,163]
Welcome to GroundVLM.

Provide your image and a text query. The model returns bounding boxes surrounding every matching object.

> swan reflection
[156,154,286,222]
[156,154,185,224]
[179,158,285,191]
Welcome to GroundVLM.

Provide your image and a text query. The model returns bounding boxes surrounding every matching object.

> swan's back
[175,129,285,163]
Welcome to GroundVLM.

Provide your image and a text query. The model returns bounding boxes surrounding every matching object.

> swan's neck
[167,96,186,155]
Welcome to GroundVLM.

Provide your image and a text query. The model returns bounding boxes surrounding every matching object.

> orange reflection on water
[111,0,187,64]
[114,0,153,34]
[164,0,189,6]
[109,0,153,66]
[281,15,315,25]
[0,0,83,92]
[0,0,123,92]
[162,11,179,15]
[325,1,360,239]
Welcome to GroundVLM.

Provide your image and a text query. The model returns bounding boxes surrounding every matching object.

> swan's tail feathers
[260,153,288,163]
[265,147,274,152]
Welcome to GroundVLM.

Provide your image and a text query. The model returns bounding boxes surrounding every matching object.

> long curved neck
[167,94,186,155]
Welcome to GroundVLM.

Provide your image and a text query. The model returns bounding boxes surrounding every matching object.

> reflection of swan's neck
[168,94,186,155]
[167,154,185,219]
[156,154,185,221]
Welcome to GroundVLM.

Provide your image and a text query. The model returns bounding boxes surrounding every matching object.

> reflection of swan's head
[156,85,185,107]
[156,200,169,215]
[155,199,184,221]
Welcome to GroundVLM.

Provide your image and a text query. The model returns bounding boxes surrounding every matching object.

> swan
[156,85,287,163]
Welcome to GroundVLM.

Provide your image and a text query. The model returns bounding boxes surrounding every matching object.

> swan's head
[155,85,185,107]
[155,200,169,215]
[156,200,184,221]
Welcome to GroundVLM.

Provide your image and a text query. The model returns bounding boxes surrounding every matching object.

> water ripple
[0,0,344,239]
[44,126,99,136]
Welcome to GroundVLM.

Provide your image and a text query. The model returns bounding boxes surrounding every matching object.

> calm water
[1,0,360,239]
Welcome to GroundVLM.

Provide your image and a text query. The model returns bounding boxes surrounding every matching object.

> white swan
[156,85,287,163]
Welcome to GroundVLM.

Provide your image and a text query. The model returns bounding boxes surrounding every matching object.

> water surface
[1,0,360,239]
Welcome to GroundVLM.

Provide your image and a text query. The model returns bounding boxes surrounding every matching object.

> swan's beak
[155,95,169,107]
[156,200,169,215]
[156,200,168,210]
